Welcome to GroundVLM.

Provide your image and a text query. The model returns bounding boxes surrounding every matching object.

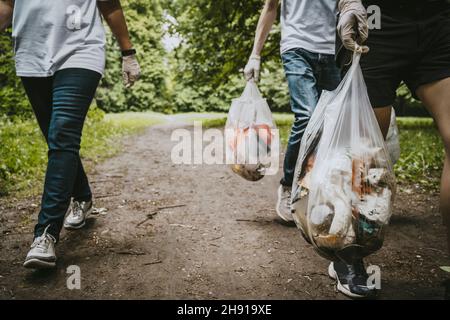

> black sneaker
[328,260,376,298]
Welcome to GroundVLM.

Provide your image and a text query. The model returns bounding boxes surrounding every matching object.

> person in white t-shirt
[244,0,374,298]
[245,0,341,222]
[0,0,141,269]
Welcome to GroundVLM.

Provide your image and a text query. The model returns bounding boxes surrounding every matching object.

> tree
[95,0,170,113]
[166,0,290,112]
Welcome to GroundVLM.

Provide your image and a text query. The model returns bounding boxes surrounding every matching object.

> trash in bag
[225,80,277,181]
[386,109,401,165]
[291,53,396,263]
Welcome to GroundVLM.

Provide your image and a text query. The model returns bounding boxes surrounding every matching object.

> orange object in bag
[225,81,277,182]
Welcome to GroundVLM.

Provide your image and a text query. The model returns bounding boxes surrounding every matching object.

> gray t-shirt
[281,0,338,55]
[12,0,110,77]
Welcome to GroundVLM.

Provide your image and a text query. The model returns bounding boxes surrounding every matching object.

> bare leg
[373,106,392,139]
[416,78,450,255]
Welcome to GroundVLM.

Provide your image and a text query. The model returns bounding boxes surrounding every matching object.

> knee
[48,118,82,153]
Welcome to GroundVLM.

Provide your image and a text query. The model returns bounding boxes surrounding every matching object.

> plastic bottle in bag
[225,80,277,181]
[291,53,396,263]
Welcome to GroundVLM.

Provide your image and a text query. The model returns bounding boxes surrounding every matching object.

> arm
[251,0,279,57]
[0,0,14,32]
[97,0,133,51]
[97,0,140,88]
[244,0,279,81]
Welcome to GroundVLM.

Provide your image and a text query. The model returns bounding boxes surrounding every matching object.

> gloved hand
[337,0,369,53]
[122,54,141,88]
[244,54,261,82]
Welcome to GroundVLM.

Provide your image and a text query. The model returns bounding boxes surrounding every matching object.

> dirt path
[1,122,449,299]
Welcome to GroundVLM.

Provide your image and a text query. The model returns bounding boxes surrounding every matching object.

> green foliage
[395,84,429,117]
[167,0,279,86]
[0,107,162,196]
[201,115,444,191]
[0,1,435,116]
[0,1,445,198]
[0,29,31,118]
[0,116,47,195]
[96,0,169,113]
[279,118,444,191]
[396,117,435,129]
[395,128,444,190]
[0,2,170,118]
[166,0,290,112]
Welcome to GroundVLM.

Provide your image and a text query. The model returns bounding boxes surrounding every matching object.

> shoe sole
[276,187,294,222]
[328,263,365,299]
[23,258,56,269]
[63,207,92,230]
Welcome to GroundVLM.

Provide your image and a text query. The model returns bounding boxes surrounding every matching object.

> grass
[104,111,166,131]
[396,117,435,129]
[0,107,163,197]
[395,128,444,190]
[0,118,47,196]
[201,113,445,191]
[0,110,444,198]
[0,109,227,198]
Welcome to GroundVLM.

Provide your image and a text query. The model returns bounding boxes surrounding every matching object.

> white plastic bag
[291,53,396,262]
[386,109,401,164]
[225,81,277,181]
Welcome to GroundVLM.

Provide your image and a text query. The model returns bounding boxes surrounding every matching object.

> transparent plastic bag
[386,109,401,165]
[291,53,396,263]
[225,80,277,181]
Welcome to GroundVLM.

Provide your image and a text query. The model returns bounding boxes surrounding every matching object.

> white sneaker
[64,200,93,230]
[23,225,56,269]
[276,185,294,222]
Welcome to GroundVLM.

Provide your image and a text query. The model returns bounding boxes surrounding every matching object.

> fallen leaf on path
[440,266,450,273]
[92,207,108,215]
[143,260,162,266]
[114,250,146,256]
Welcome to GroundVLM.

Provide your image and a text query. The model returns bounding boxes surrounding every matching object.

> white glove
[122,54,141,88]
[337,0,369,53]
[244,54,261,82]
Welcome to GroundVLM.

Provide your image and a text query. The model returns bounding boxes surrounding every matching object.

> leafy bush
[0,116,47,196]
[395,84,430,117]
[202,115,444,191]
[395,128,444,190]
[96,0,169,114]
[0,30,31,118]
[0,1,440,116]
[396,117,435,129]
[277,118,444,191]
[0,106,162,196]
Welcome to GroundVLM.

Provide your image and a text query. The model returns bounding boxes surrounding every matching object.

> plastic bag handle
[348,51,362,76]
[337,51,362,95]
[242,79,263,100]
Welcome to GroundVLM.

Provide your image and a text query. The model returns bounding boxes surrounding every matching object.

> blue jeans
[21,68,102,241]
[280,48,341,187]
